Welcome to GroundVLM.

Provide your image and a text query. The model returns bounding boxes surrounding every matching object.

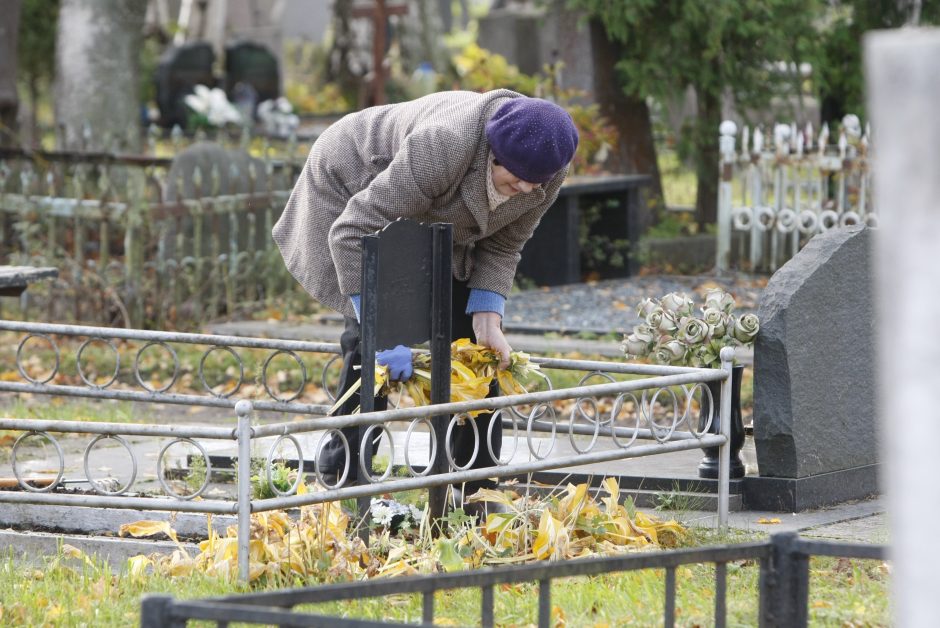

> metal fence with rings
[0,319,735,582]
[716,114,875,274]
[139,532,887,628]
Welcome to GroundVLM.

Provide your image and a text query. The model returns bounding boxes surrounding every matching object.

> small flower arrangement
[184,84,243,129]
[621,289,759,368]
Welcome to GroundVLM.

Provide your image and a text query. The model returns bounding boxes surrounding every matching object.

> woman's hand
[472,312,512,370]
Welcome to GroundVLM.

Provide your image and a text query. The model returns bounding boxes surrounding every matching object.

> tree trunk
[54,0,147,152]
[588,18,664,230]
[694,85,721,229]
[0,0,23,147]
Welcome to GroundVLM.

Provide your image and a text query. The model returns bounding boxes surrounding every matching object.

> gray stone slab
[0,265,58,292]
[742,464,879,512]
[754,226,877,478]
[0,530,199,569]
[0,502,235,538]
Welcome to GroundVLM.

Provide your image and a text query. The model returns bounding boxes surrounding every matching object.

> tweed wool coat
[272,89,567,318]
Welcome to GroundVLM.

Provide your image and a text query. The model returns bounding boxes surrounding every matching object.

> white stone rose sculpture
[620,289,759,368]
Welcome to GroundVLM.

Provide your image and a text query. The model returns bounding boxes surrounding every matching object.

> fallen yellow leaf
[119,520,179,543]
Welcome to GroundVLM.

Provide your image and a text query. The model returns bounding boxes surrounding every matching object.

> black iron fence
[139,532,887,628]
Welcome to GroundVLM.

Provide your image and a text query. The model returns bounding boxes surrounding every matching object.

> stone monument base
[742,464,880,512]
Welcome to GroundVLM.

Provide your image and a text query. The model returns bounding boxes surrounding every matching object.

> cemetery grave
[0,1,906,623]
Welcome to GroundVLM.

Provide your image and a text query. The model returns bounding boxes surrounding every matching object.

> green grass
[0,531,890,626]
[659,149,698,210]
[1,397,136,424]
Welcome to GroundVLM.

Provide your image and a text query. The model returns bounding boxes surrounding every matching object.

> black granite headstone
[224,42,279,116]
[155,42,216,129]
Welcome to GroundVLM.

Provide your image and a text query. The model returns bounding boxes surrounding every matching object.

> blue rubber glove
[376,345,413,381]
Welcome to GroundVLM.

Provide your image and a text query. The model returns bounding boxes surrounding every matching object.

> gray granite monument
[750,225,878,509]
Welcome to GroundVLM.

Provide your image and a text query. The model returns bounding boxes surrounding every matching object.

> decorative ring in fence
[134,341,181,393]
[647,387,680,443]
[818,209,840,232]
[358,425,394,483]
[261,350,307,403]
[798,210,819,235]
[575,371,615,426]
[445,414,478,472]
[76,337,121,389]
[321,355,342,403]
[156,438,213,500]
[609,393,641,449]
[11,430,65,493]
[569,397,601,454]
[490,409,517,465]
[508,370,553,421]
[198,345,244,398]
[404,417,438,477]
[526,404,557,461]
[865,213,880,228]
[314,430,349,489]
[755,206,776,232]
[686,383,715,438]
[83,434,137,496]
[839,211,861,227]
[265,434,304,497]
[16,333,60,385]
[732,207,753,230]
[775,208,797,234]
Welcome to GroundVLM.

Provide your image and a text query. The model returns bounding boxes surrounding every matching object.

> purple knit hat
[485,97,579,184]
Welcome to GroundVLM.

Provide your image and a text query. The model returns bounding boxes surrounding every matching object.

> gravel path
[504,272,768,335]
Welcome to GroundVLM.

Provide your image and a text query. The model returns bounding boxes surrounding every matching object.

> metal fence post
[717,121,737,272]
[749,134,765,271]
[759,532,809,627]
[235,399,253,583]
[429,223,453,520]
[140,594,175,628]
[717,347,734,529]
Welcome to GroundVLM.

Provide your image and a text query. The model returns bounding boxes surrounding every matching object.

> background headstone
[155,41,216,129]
[163,142,270,201]
[753,225,876,478]
[224,41,280,114]
[477,0,596,98]
[161,141,273,261]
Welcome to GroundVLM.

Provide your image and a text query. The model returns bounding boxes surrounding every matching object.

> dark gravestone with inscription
[224,42,280,116]
[359,219,453,523]
[155,42,216,129]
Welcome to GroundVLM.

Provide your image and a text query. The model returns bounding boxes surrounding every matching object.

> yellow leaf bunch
[466,478,686,565]
[121,479,684,584]
[122,501,380,583]
[329,339,541,417]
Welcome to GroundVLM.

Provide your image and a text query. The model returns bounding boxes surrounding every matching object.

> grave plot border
[0,320,735,582]
[141,532,887,628]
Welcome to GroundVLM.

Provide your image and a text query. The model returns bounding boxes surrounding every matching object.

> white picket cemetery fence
[716,115,876,273]
[0,320,734,582]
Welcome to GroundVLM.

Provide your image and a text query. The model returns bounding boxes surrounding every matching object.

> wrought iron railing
[0,319,734,581]
[139,532,887,627]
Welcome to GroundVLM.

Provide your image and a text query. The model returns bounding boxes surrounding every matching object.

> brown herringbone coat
[272,90,567,318]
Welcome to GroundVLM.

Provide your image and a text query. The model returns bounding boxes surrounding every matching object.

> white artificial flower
[661,292,694,316]
[732,313,760,343]
[622,334,650,357]
[704,288,735,314]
